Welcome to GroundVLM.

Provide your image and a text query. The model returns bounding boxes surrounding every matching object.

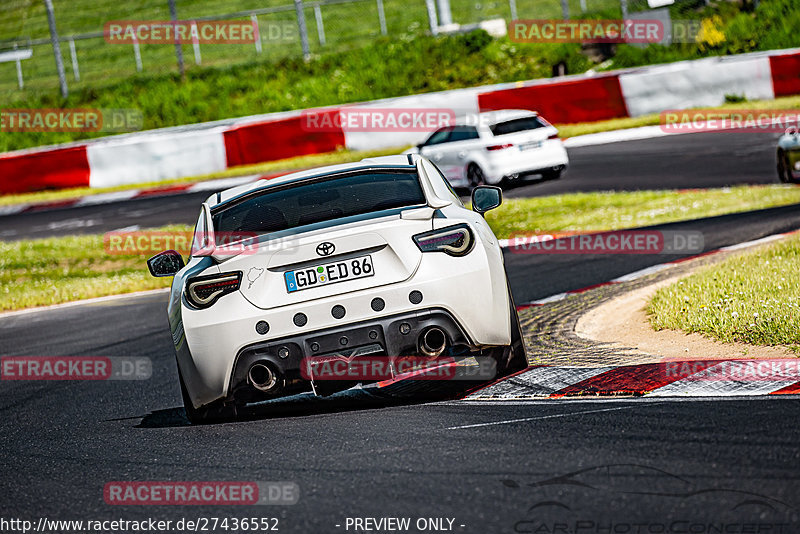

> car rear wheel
[777,150,797,183]
[178,362,236,424]
[492,285,529,376]
[542,167,563,180]
[467,164,486,189]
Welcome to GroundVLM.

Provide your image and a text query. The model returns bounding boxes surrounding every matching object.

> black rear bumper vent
[293,313,308,327]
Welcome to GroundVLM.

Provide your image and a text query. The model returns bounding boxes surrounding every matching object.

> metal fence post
[580,0,587,12]
[508,0,518,20]
[168,0,186,79]
[376,0,388,35]
[560,0,570,19]
[425,0,439,35]
[191,22,202,65]
[68,38,80,81]
[620,0,628,17]
[43,0,68,98]
[132,35,143,72]
[294,0,311,60]
[251,14,263,53]
[436,0,453,26]
[314,4,326,46]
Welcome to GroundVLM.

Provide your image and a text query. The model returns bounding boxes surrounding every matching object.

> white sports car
[147,155,527,423]
[406,109,569,188]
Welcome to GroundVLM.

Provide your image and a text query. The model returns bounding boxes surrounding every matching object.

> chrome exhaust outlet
[248,362,279,393]
[419,327,447,358]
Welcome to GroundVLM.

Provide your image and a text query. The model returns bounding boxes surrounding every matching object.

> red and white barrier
[87,127,229,188]
[2,48,799,195]
[618,54,775,117]
[0,145,90,195]
[478,73,629,123]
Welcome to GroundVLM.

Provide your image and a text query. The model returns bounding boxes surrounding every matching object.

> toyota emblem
[316,242,335,256]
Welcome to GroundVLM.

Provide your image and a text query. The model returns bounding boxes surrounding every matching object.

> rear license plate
[285,255,374,293]
[519,141,542,151]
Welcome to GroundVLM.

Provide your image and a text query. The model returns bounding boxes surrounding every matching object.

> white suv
[407,109,569,188]
[147,154,527,423]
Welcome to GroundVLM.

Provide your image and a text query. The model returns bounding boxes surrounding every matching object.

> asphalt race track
[2,129,800,531]
[0,129,788,241]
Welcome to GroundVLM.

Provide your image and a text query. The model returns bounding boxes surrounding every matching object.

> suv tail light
[486,143,514,151]
[413,224,474,256]
[185,271,242,309]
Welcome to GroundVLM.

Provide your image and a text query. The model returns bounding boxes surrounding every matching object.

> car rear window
[490,116,547,136]
[212,171,426,235]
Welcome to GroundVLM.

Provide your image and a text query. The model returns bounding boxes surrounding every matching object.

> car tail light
[486,143,514,151]
[185,271,242,309]
[413,224,474,256]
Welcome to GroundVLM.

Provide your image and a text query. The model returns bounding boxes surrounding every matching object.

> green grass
[0,228,183,311]
[0,0,615,100]
[4,184,800,312]
[648,232,800,348]
[484,185,800,239]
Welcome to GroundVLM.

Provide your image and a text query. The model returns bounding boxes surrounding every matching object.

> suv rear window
[212,171,426,235]
[490,116,547,136]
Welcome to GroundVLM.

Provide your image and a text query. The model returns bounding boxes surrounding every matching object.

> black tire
[542,168,563,180]
[777,150,790,183]
[178,362,236,424]
[467,164,487,189]
[493,285,529,376]
[777,150,797,184]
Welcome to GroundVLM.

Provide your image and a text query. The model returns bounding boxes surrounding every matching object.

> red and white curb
[511,228,800,309]
[465,359,800,399]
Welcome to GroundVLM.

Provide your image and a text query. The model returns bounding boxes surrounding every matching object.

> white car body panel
[164,155,513,409]
[409,109,569,186]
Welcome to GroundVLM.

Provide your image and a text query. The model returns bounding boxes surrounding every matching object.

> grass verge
[484,184,800,237]
[0,230,178,312]
[4,185,800,312]
[648,232,800,348]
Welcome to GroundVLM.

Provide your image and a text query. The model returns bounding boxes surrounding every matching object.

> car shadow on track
[135,380,470,428]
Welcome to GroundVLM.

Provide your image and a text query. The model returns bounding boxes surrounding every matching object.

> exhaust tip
[248,362,278,393]
[420,327,447,358]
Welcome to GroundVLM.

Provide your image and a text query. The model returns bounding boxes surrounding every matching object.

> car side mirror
[147,250,185,277]
[471,185,502,215]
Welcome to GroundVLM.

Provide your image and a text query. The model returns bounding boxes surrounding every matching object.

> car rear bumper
[228,307,475,402]
[483,141,569,182]
[177,244,511,408]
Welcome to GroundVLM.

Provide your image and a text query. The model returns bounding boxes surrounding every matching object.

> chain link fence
[1,0,665,100]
